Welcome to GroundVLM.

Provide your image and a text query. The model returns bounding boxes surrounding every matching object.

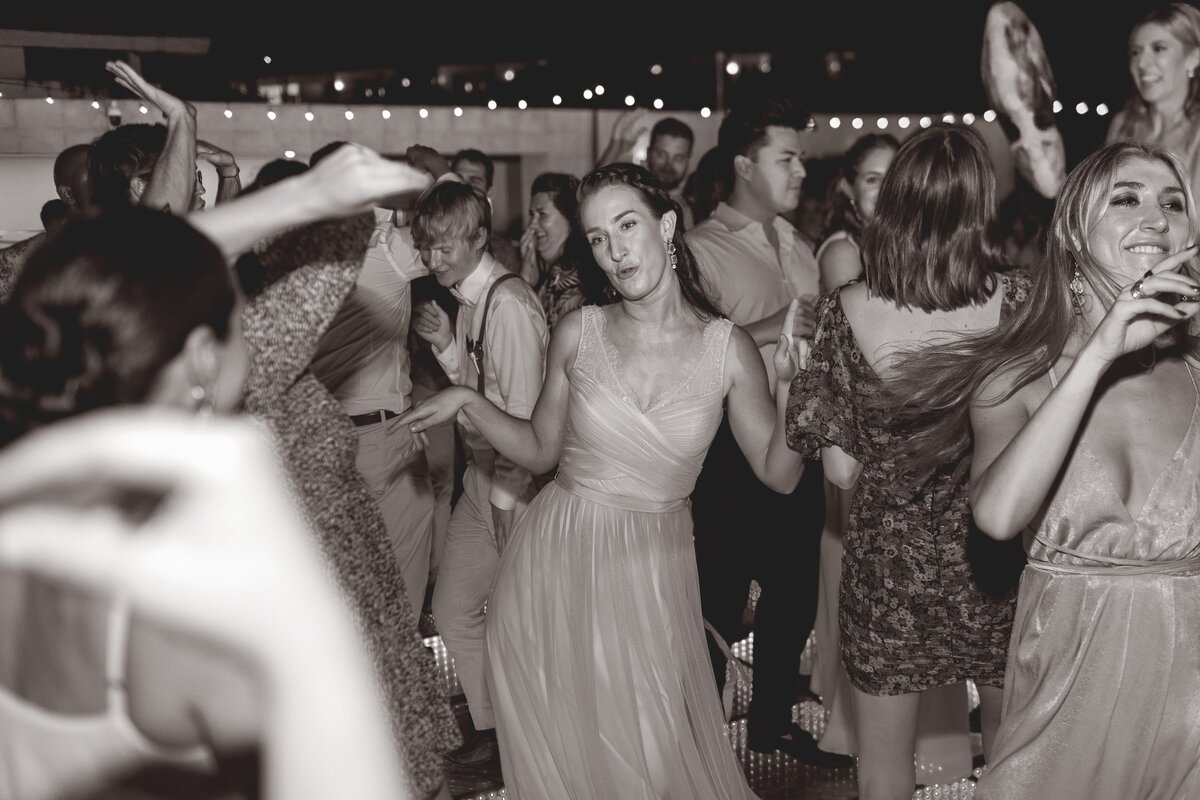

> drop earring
[666,239,678,270]
[190,384,213,418]
[1070,265,1085,316]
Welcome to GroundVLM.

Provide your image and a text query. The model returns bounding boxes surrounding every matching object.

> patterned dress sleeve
[1000,269,1033,320]
[242,214,372,406]
[785,289,866,461]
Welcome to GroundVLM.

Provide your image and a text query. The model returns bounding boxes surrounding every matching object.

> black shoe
[445,728,498,766]
[747,723,854,769]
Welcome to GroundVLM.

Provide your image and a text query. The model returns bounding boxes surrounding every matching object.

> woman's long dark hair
[529,172,609,304]
[883,142,1200,482]
[0,208,235,446]
[577,163,724,321]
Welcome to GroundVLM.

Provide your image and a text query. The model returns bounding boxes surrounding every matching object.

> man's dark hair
[717,97,809,162]
[243,159,310,194]
[310,141,349,167]
[451,149,495,189]
[650,117,695,149]
[87,124,167,209]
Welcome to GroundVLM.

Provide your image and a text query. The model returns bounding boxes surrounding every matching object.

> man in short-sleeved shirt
[687,96,847,768]
[689,201,819,381]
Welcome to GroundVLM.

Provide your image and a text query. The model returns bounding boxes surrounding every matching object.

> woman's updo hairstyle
[0,207,235,444]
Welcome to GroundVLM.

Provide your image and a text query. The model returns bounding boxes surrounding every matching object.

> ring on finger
[1130,279,1146,300]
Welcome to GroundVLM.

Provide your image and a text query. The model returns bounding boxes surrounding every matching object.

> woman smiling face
[528,192,571,264]
[1130,21,1200,109]
[1086,155,1192,284]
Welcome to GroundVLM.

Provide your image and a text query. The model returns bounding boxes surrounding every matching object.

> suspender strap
[471,272,521,394]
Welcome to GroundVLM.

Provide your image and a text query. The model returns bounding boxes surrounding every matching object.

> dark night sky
[0,1,1182,117]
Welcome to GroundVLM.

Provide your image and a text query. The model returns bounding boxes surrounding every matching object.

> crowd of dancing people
[4,5,1200,800]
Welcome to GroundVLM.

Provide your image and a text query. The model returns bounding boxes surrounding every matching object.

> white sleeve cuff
[433,339,460,379]
[489,484,518,510]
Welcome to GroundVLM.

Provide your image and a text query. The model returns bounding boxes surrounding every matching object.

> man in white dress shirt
[412,181,549,764]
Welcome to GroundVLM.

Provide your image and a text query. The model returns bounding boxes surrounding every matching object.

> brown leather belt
[348,409,401,427]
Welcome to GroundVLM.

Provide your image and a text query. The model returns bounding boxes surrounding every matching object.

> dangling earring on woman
[1070,264,1085,316]
[190,383,214,419]
[666,239,678,270]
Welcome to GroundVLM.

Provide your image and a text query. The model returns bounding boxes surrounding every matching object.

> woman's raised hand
[773,298,811,383]
[1082,246,1200,366]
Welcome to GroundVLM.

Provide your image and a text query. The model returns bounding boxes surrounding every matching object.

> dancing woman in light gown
[401,164,808,800]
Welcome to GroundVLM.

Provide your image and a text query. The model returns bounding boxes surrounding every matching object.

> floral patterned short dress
[537,261,587,329]
[785,274,1028,696]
